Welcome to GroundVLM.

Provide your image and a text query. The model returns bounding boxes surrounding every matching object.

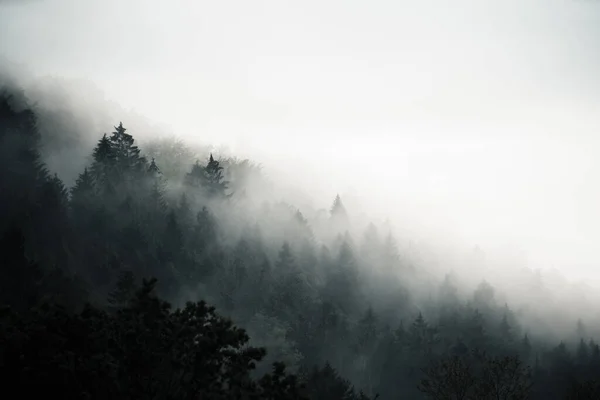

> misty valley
[1,77,600,400]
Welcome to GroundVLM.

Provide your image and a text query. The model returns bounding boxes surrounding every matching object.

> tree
[301,362,378,400]
[418,355,475,400]
[71,168,94,203]
[408,312,438,357]
[0,278,308,399]
[109,122,145,175]
[418,353,532,400]
[148,157,160,175]
[521,334,532,361]
[146,157,167,217]
[268,243,309,322]
[475,354,532,400]
[204,153,230,197]
[499,314,512,342]
[185,154,230,198]
[330,194,347,218]
[329,194,349,233]
[90,133,116,194]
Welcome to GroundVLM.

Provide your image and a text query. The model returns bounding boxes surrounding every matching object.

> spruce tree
[90,133,116,195]
[330,194,347,218]
[109,122,144,174]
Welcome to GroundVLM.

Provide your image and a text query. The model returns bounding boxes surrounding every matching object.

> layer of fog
[3,0,600,338]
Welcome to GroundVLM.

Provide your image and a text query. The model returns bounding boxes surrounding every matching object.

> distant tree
[498,314,512,343]
[185,154,230,198]
[109,122,145,175]
[268,243,310,324]
[147,157,160,175]
[439,273,460,308]
[521,334,532,361]
[204,153,230,197]
[89,133,116,194]
[146,157,167,216]
[473,281,495,309]
[576,319,587,339]
[330,194,347,218]
[408,312,438,357]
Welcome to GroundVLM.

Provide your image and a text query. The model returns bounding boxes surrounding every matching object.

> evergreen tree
[499,313,512,342]
[205,153,230,197]
[90,133,115,194]
[109,122,145,175]
[185,154,230,198]
[330,194,347,218]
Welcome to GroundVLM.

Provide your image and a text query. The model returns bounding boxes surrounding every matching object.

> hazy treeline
[1,80,600,399]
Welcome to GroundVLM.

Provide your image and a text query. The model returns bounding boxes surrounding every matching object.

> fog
[3,0,600,288]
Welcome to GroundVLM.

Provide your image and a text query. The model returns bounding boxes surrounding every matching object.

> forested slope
[1,84,599,399]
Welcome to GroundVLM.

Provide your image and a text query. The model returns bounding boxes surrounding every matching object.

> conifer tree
[185,154,230,198]
[330,194,347,218]
[90,133,116,195]
[109,122,145,174]
[205,153,229,197]
[146,157,167,217]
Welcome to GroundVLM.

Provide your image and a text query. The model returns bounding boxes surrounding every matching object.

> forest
[1,81,600,400]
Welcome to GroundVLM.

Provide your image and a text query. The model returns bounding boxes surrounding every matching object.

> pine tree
[90,133,116,194]
[409,312,438,355]
[146,158,167,216]
[576,338,590,365]
[577,318,587,339]
[205,154,229,196]
[355,307,379,354]
[276,242,295,274]
[185,160,205,188]
[330,194,347,218]
[70,168,96,231]
[499,314,512,342]
[162,210,183,262]
[522,334,532,359]
[185,154,230,198]
[148,157,160,175]
[109,122,145,174]
[176,193,192,224]
[269,242,307,320]
[92,134,114,164]
[71,168,94,201]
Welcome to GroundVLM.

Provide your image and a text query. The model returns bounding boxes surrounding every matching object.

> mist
[3,0,600,285]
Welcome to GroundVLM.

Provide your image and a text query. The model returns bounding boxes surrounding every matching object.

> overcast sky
[2,0,600,282]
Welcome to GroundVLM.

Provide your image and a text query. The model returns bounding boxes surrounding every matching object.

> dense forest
[2,82,600,400]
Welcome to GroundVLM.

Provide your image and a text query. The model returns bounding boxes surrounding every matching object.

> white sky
[2,0,600,282]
